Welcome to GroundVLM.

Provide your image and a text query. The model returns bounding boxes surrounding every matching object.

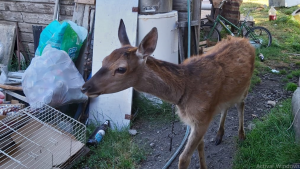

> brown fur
[82,20,255,169]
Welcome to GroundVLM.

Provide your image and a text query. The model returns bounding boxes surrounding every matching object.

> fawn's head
[81,19,158,97]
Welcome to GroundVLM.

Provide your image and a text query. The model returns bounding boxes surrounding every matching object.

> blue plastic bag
[35,20,87,62]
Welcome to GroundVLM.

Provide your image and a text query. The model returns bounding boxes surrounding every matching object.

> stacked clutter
[22,45,88,108]
[22,20,88,108]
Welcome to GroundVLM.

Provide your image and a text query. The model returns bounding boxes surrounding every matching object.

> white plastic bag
[22,45,88,108]
[0,66,8,84]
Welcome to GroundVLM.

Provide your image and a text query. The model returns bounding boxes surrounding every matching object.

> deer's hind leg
[236,101,246,140]
[179,123,209,169]
[215,108,228,145]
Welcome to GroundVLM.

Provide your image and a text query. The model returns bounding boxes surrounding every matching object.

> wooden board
[72,4,85,25]
[0,24,16,67]
[0,84,22,91]
[8,0,74,5]
[0,2,74,15]
[0,11,72,24]
[89,0,138,129]
[75,0,95,5]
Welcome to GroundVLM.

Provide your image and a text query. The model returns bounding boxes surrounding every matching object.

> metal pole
[53,0,59,21]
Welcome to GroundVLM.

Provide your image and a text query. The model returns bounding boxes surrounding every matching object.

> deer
[81,19,255,169]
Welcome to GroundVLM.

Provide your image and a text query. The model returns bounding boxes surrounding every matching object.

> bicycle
[199,0,272,48]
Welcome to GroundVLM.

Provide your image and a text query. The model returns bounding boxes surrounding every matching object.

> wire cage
[0,103,86,169]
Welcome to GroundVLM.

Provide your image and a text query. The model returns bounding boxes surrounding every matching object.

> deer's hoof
[239,133,246,141]
[215,135,223,145]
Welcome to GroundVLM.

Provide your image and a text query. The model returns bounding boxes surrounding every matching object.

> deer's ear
[136,27,158,59]
[118,19,130,46]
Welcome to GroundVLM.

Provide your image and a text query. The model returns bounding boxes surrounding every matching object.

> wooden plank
[7,0,74,5]
[8,72,24,79]
[82,5,90,29]
[192,0,200,55]
[0,11,72,24]
[60,5,74,15]
[19,22,47,33]
[4,90,27,103]
[178,27,185,63]
[0,24,16,67]
[1,2,53,13]
[0,84,22,91]
[89,9,95,32]
[22,12,72,24]
[75,0,95,5]
[72,4,85,25]
[0,2,74,16]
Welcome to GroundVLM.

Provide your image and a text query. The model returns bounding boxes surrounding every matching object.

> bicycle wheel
[245,26,272,48]
[199,24,221,47]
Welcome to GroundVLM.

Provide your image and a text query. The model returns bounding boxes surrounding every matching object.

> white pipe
[201,4,212,10]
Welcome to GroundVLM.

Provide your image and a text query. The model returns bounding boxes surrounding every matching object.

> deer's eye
[115,67,127,74]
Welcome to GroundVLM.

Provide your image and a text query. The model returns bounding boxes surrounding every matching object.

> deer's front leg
[179,124,209,169]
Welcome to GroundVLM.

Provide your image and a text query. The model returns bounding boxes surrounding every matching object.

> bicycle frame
[208,15,254,39]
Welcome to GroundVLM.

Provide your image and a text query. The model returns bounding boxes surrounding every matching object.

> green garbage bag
[35,20,87,62]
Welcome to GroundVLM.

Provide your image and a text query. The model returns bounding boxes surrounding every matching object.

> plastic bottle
[269,6,277,21]
[258,53,264,62]
[86,120,110,147]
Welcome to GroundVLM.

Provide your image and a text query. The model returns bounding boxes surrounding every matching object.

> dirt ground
[133,71,298,169]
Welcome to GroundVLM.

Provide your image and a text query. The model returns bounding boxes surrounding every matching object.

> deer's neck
[134,57,185,105]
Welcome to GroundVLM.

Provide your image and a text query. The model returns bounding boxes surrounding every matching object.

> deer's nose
[81,85,91,93]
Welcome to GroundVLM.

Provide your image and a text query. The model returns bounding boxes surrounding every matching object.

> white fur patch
[135,50,143,58]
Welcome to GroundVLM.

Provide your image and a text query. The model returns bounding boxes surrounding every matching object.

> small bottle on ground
[269,6,277,21]
[86,120,110,147]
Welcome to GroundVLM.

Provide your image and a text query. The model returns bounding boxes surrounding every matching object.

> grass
[73,124,146,169]
[279,69,287,75]
[240,3,300,65]
[286,82,298,92]
[74,95,172,168]
[233,4,300,168]
[239,3,300,91]
[8,53,29,71]
[233,99,300,168]
[250,68,261,90]
[132,94,174,123]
